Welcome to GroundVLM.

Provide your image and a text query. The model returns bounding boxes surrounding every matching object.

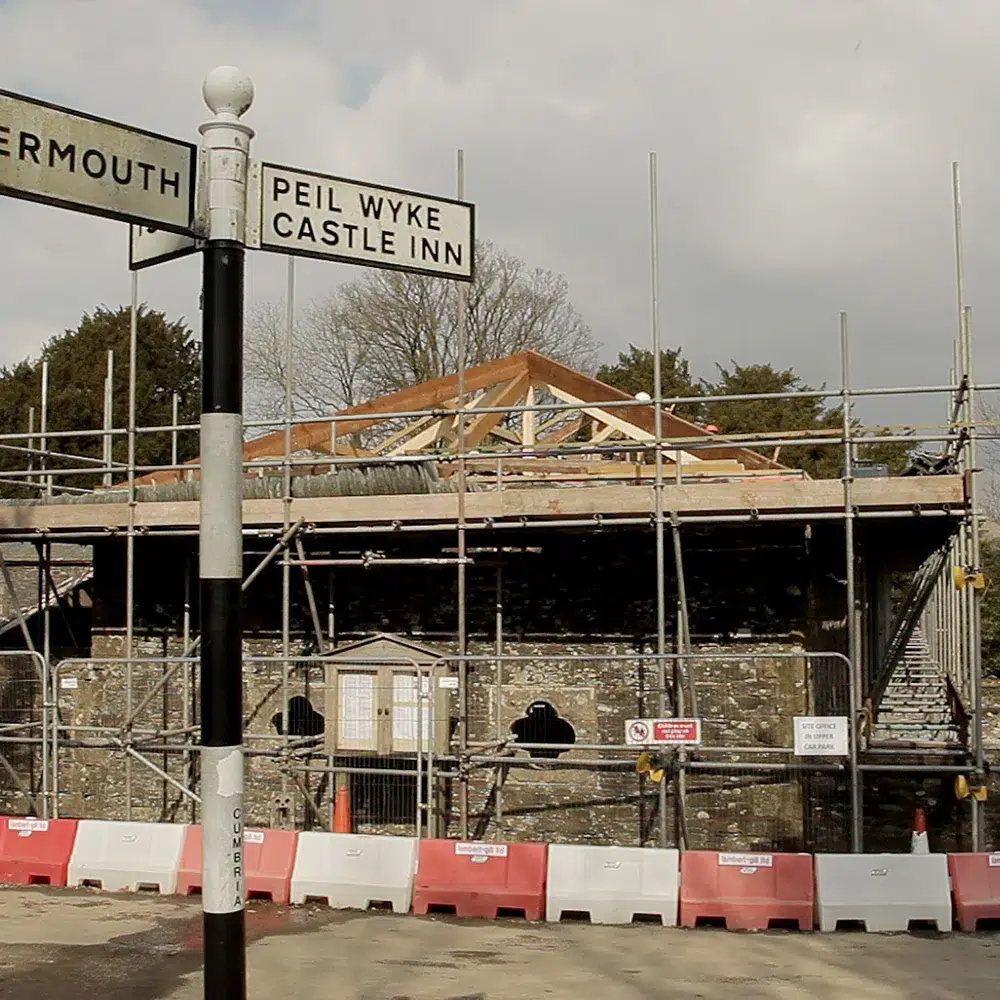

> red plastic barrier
[175,826,299,905]
[0,816,79,887]
[413,840,547,920]
[949,853,1000,932]
[679,850,814,930]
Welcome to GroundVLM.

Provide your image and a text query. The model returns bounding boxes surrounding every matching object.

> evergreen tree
[595,344,702,420]
[0,305,200,495]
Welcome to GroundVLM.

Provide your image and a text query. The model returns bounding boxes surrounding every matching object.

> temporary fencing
[290,831,417,911]
[176,825,298,904]
[38,650,865,856]
[67,819,185,893]
[0,815,78,885]
[412,839,547,920]
[0,653,49,819]
[948,852,1000,932]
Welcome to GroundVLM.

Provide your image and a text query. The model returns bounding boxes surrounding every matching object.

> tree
[702,362,844,478]
[702,362,911,479]
[587,349,916,478]
[0,306,201,495]
[977,535,1000,678]
[245,240,599,420]
[595,345,702,420]
[244,298,373,422]
[975,398,1000,521]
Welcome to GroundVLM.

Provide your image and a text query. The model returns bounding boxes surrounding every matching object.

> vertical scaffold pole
[841,311,862,853]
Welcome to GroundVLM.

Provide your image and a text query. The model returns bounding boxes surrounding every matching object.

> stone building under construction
[0,350,992,854]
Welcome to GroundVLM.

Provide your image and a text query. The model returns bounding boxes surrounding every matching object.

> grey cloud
[0,0,997,437]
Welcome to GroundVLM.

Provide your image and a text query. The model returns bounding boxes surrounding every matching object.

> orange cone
[911,807,929,854]
[332,782,352,833]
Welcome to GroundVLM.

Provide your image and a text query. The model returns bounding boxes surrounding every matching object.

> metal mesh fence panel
[44,648,856,850]
[0,653,44,816]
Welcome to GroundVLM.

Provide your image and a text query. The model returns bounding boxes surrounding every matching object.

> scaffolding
[0,158,992,854]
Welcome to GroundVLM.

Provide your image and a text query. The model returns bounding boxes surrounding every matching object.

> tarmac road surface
[0,887,998,999]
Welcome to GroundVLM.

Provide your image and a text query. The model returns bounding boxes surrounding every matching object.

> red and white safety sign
[624,718,702,746]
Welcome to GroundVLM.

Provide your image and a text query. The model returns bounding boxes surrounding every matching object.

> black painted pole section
[201,240,245,999]
[198,67,254,1000]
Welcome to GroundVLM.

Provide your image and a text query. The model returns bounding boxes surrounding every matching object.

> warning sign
[624,718,701,746]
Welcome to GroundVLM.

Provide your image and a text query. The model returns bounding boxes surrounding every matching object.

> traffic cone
[332,780,352,834]
[910,807,929,854]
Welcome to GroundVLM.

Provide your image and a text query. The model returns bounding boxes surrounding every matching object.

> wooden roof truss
[139,351,790,486]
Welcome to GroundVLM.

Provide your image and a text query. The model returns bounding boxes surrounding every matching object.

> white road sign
[0,89,195,232]
[129,225,200,271]
[257,162,474,281]
[793,716,849,757]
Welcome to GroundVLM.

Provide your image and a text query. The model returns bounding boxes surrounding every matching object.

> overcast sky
[1,0,998,429]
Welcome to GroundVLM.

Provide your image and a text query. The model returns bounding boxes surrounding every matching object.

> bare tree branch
[245,240,598,417]
[977,394,1000,521]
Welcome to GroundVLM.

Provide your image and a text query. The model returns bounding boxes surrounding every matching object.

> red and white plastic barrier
[0,817,78,886]
[4,815,1000,936]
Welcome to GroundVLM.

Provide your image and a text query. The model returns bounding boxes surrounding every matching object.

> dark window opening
[271,695,325,737]
[510,701,576,758]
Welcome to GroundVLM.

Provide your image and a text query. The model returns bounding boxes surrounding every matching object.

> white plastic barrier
[814,853,951,932]
[67,820,186,894]
[546,844,680,925]
[290,832,417,913]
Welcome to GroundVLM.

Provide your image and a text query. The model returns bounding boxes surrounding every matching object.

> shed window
[338,672,375,747]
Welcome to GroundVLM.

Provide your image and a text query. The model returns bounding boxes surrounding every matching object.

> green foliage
[0,306,200,496]
[980,536,1000,678]
[594,349,912,479]
[702,361,842,479]
[595,344,702,420]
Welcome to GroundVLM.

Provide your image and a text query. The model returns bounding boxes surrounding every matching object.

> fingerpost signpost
[0,66,474,1000]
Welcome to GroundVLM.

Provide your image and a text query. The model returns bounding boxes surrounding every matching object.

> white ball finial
[203,66,254,118]
[634,391,652,402]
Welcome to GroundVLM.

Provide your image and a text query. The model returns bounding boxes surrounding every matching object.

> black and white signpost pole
[197,66,254,1000]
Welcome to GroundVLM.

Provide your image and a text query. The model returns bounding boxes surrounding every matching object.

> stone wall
[42,634,1000,852]
[56,631,837,851]
[458,641,819,849]
[463,640,642,846]
[57,633,328,827]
